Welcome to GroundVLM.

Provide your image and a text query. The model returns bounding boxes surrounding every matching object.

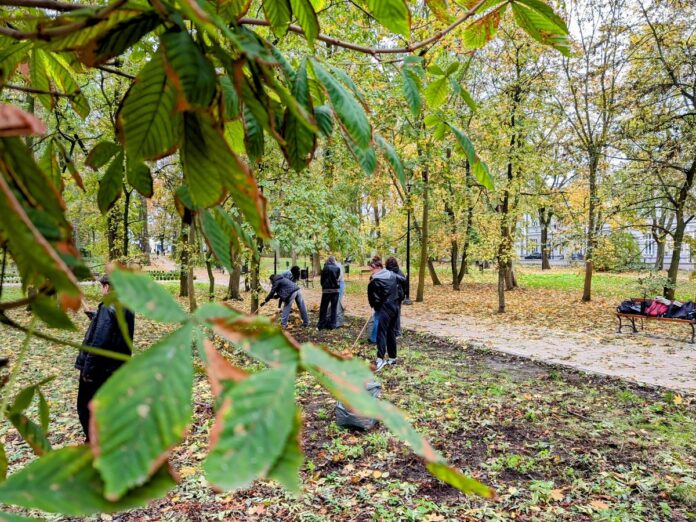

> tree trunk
[205,254,215,302]
[582,153,599,302]
[416,167,429,302]
[179,221,189,298]
[497,262,506,313]
[654,240,666,271]
[187,225,197,312]
[227,258,242,300]
[539,207,552,270]
[107,209,120,261]
[250,256,260,313]
[291,250,297,267]
[455,162,474,286]
[311,252,321,277]
[373,202,381,239]
[665,217,685,299]
[139,194,151,265]
[445,200,459,290]
[427,258,441,286]
[122,189,131,259]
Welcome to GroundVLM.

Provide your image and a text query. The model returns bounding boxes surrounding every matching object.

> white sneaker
[387,358,397,366]
[375,358,386,372]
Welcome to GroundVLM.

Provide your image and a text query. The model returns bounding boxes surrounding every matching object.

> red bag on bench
[645,301,668,317]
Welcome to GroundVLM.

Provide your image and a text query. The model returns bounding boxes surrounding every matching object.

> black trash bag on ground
[336,381,381,430]
[617,300,642,314]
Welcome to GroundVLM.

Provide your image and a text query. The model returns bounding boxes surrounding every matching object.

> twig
[0,312,130,362]
[0,0,85,10]
[0,0,127,40]
[96,65,135,80]
[2,83,78,98]
[239,0,490,56]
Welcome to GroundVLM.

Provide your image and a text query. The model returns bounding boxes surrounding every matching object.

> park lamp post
[404,180,413,305]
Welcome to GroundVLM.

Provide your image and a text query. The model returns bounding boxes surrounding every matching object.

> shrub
[593,231,641,272]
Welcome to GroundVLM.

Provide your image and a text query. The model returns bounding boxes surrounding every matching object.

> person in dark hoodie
[75,275,134,441]
[317,255,341,330]
[262,274,309,328]
[385,257,407,337]
[280,265,301,283]
[367,256,406,372]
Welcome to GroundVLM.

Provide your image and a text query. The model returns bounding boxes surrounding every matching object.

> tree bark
[139,194,151,264]
[311,252,321,277]
[187,224,197,312]
[291,250,297,267]
[227,258,242,300]
[373,202,381,239]
[582,152,600,302]
[205,254,215,302]
[107,209,120,261]
[539,207,552,270]
[122,189,131,259]
[179,221,189,298]
[416,167,429,302]
[427,258,441,286]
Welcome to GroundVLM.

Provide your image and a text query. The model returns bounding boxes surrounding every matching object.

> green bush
[594,231,641,272]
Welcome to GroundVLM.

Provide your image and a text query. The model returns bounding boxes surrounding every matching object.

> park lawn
[1,286,695,521]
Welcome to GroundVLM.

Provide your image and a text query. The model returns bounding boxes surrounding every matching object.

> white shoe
[375,358,386,372]
[387,358,397,366]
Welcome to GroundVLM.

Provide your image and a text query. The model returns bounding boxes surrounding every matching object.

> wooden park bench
[616,298,696,344]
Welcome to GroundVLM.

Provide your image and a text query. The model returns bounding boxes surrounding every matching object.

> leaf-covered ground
[1,285,695,521]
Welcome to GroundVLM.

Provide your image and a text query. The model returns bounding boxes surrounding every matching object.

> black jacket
[368,269,405,311]
[264,276,300,304]
[387,266,407,303]
[320,262,340,293]
[75,303,134,379]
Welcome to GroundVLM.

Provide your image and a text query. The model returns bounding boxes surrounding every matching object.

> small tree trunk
[227,261,242,300]
[416,168,429,302]
[291,250,297,266]
[250,254,260,313]
[187,225,197,312]
[427,258,441,286]
[654,240,665,271]
[122,189,131,259]
[540,207,552,270]
[205,254,215,302]
[497,262,506,313]
[107,208,120,261]
[582,153,599,302]
[311,252,321,277]
[665,217,686,299]
[179,221,189,298]
[139,194,151,265]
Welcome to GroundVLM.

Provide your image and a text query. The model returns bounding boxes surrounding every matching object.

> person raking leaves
[261,274,310,329]
[75,275,134,441]
[367,256,405,372]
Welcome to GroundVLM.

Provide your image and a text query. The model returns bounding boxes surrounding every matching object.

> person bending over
[262,274,309,328]
[367,256,405,372]
[75,275,134,441]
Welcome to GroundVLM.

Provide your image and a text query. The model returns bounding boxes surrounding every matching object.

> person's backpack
[336,381,381,430]
[645,301,669,317]
[617,300,642,315]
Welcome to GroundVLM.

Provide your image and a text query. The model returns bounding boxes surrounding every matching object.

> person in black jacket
[385,257,407,337]
[75,275,134,441]
[367,256,406,372]
[262,274,309,328]
[317,256,341,330]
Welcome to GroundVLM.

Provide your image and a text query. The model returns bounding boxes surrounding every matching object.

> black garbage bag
[617,300,642,314]
[671,301,696,320]
[336,381,381,430]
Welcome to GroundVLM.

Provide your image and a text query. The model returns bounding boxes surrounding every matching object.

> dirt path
[300,289,696,394]
[146,258,696,393]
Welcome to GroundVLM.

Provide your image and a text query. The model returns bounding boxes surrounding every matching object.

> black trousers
[376,301,399,360]
[77,372,108,441]
[317,292,339,329]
